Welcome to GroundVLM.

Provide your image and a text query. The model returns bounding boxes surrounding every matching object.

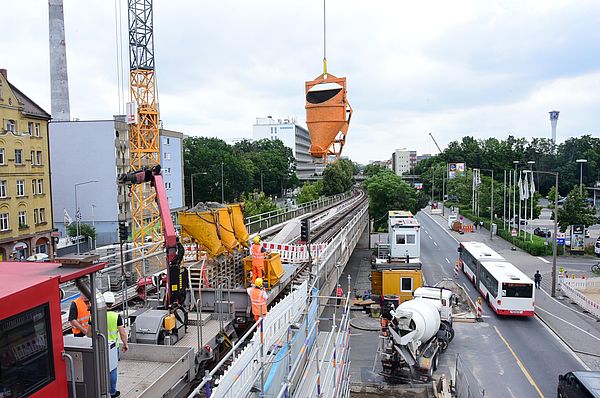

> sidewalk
[427,206,600,369]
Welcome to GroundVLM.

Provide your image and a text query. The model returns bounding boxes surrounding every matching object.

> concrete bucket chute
[229,204,249,247]
[305,73,352,162]
[216,207,239,252]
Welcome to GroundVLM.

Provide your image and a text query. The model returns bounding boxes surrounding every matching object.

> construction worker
[251,235,267,282]
[247,277,268,322]
[68,294,90,337]
[336,284,344,306]
[103,292,129,398]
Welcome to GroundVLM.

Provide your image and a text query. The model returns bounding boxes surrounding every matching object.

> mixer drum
[305,73,352,162]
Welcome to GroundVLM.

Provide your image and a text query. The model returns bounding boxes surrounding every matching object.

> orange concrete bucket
[305,73,352,162]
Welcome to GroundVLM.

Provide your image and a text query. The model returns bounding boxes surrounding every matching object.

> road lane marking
[425,230,430,235]
[536,257,550,264]
[445,257,450,264]
[433,241,438,246]
[462,282,471,292]
[494,326,545,398]
[535,306,600,342]
[428,235,433,240]
[419,212,459,243]
[534,316,591,371]
[538,288,597,321]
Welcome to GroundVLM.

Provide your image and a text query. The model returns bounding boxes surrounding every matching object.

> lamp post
[513,161,519,230]
[75,179,99,255]
[221,162,224,203]
[190,172,207,208]
[525,170,559,297]
[91,204,96,250]
[476,168,494,240]
[576,159,587,194]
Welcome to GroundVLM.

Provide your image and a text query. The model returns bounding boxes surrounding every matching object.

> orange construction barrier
[305,73,352,162]
[463,224,474,233]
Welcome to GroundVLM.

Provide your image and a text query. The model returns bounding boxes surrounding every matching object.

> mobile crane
[119,165,190,345]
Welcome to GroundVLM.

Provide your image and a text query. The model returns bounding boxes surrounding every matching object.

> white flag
[529,173,535,196]
[64,208,73,226]
[523,176,529,200]
[518,176,524,201]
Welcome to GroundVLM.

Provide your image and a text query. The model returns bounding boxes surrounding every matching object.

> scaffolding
[186,277,352,398]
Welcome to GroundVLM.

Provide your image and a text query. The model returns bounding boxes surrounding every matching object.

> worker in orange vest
[336,284,344,306]
[68,295,91,337]
[247,277,268,322]
[251,236,268,282]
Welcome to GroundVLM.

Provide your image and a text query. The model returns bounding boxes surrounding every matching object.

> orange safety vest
[247,287,267,317]
[336,287,343,297]
[71,297,90,334]
[251,243,265,269]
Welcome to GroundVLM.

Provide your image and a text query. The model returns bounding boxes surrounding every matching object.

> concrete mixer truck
[380,287,455,381]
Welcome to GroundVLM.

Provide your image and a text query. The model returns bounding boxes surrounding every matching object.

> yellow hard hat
[253,236,261,244]
[255,278,263,287]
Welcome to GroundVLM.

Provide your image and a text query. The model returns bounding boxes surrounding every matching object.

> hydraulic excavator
[119,165,189,345]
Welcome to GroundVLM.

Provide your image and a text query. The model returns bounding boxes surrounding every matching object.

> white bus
[459,242,535,316]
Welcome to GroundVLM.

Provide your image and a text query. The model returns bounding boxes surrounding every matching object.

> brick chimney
[0,69,6,80]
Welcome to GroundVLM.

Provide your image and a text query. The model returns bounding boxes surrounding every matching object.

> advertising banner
[571,225,585,253]
[448,162,466,179]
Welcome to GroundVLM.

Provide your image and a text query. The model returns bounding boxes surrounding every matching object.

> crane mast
[127,0,162,266]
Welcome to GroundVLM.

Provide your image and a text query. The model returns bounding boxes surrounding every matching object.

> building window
[401,277,413,292]
[27,122,33,135]
[0,83,3,99]
[37,179,43,194]
[31,180,36,195]
[15,149,22,165]
[39,208,45,223]
[0,213,8,231]
[36,243,47,254]
[6,120,15,132]
[30,150,35,165]
[16,180,24,196]
[0,181,6,198]
[33,209,38,224]
[0,148,4,165]
[164,137,170,145]
[18,211,26,227]
[34,123,40,137]
[165,182,172,190]
[163,152,171,160]
[36,151,42,165]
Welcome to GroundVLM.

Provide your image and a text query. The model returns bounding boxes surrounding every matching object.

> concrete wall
[159,131,184,210]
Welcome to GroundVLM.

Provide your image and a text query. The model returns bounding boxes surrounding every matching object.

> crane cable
[323,0,327,76]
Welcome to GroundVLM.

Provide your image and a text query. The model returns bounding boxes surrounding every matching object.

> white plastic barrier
[262,242,327,264]
[560,277,600,319]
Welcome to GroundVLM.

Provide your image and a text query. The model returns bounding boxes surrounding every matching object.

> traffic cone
[476,297,483,321]
[454,260,459,278]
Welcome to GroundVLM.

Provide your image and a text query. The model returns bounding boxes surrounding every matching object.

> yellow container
[178,210,226,258]
[217,207,239,252]
[229,204,249,247]
[164,314,176,331]
[243,252,284,288]
[371,269,423,303]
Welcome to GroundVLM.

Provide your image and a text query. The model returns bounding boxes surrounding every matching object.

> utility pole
[503,170,506,231]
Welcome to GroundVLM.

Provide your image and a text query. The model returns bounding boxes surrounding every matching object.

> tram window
[0,304,55,396]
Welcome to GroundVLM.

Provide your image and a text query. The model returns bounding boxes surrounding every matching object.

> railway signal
[300,219,311,243]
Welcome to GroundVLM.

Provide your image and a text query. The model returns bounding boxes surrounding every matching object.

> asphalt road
[416,211,584,398]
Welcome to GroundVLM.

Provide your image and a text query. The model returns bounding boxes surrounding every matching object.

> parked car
[534,227,552,238]
[558,371,600,397]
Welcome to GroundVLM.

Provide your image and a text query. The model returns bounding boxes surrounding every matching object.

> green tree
[67,223,96,239]
[558,185,597,230]
[296,181,323,204]
[363,163,387,177]
[366,171,418,230]
[239,191,279,217]
[547,185,558,208]
[322,159,354,196]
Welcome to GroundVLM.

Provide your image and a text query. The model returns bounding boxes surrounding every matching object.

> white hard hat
[103,291,116,305]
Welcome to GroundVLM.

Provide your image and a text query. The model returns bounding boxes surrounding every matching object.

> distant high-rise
[49,0,71,121]
[549,110,559,144]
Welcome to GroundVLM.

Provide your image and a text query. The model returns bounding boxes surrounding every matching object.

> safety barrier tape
[262,242,327,264]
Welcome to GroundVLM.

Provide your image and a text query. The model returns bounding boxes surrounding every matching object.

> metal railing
[245,192,352,234]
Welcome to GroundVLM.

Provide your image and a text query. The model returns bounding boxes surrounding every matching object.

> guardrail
[560,277,600,319]
[245,192,351,234]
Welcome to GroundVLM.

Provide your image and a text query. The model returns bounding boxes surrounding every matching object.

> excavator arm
[119,165,186,306]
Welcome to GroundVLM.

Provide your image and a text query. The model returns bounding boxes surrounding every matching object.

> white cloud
[2,0,599,164]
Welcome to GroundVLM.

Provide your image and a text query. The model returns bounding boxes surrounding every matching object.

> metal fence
[245,192,351,234]
[455,353,485,398]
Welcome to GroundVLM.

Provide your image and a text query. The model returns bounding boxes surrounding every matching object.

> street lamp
[190,172,207,208]
[75,179,99,255]
[576,159,587,194]
[476,168,494,240]
[513,161,519,229]
[525,170,559,297]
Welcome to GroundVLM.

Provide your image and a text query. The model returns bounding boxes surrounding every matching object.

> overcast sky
[3,0,600,163]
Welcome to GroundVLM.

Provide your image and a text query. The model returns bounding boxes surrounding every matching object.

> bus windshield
[502,283,533,298]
